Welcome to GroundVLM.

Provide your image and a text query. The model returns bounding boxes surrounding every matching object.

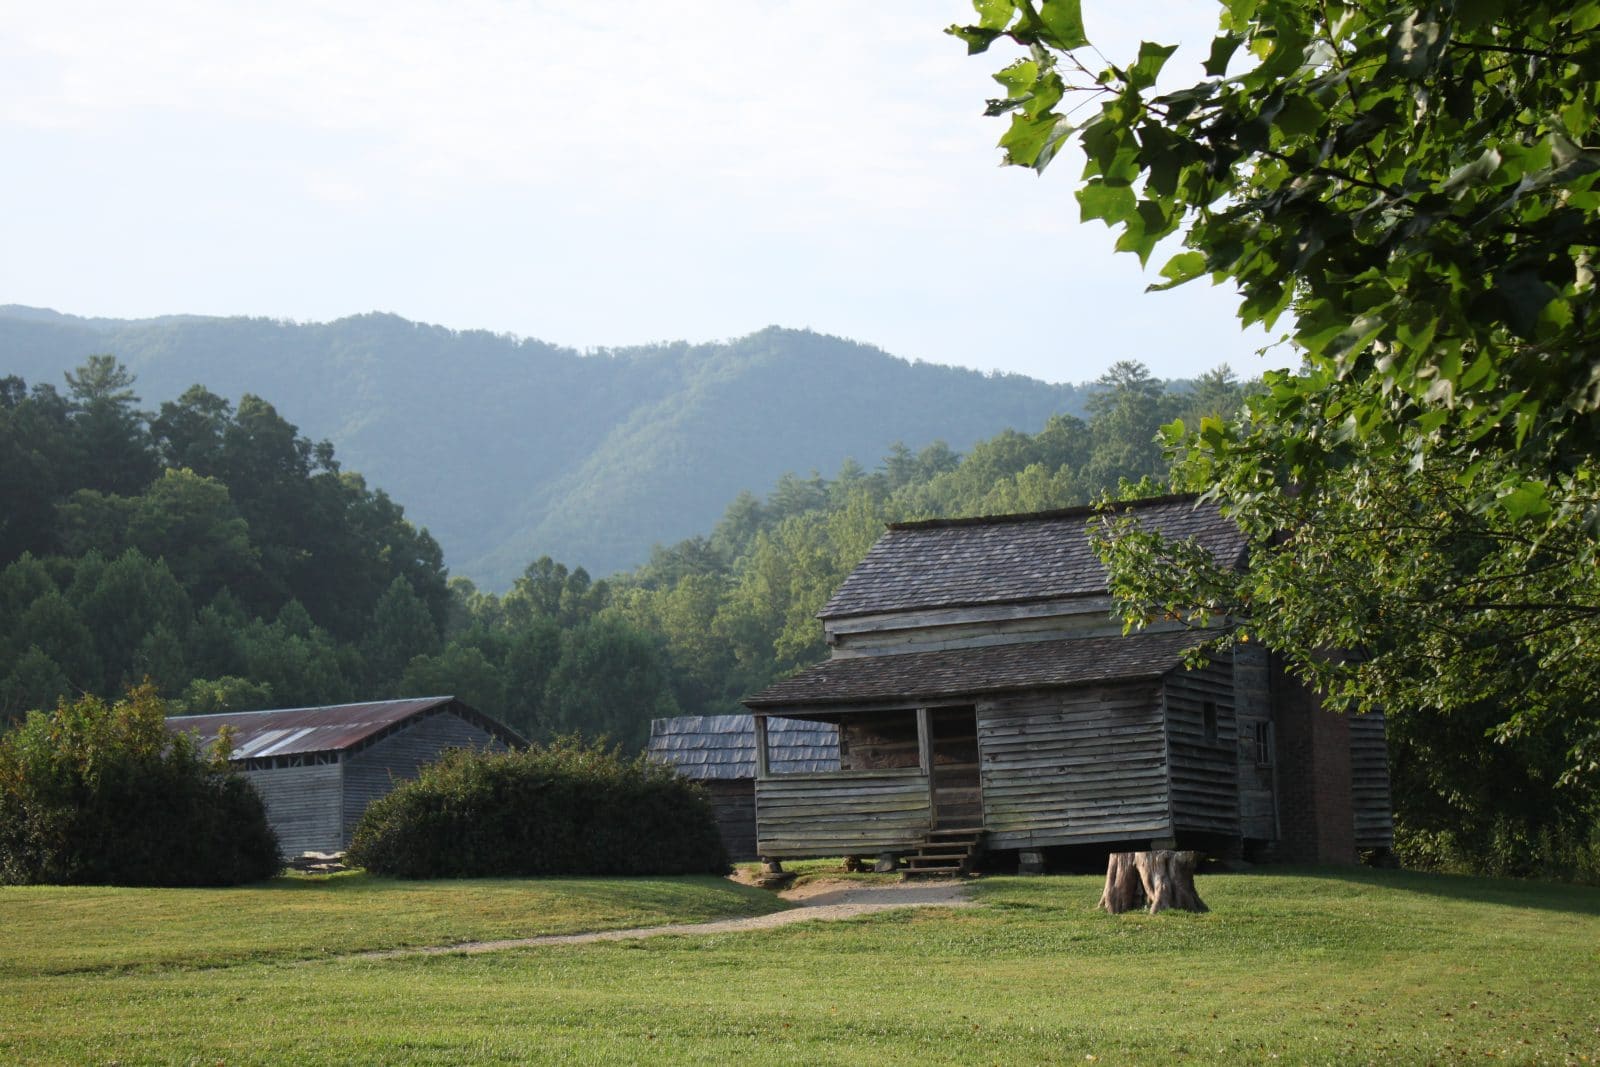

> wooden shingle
[746,629,1212,708]
[818,495,1245,620]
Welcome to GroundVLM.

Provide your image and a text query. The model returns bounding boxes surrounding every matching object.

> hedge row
[348,739,728,878]
[0,685,280,886]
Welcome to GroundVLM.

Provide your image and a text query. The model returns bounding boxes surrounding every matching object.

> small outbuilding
[646,714,839,861]
[166,696,523,856]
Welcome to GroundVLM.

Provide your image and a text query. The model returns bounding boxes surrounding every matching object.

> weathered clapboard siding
[1231,642,1277,840]
[341,709,507,844]
[1163,659,1241,835]
[244,763,342,856]
[1349,711,1395,849]
[702,779,757,861]
[756,773,931,856]
[976,685,1171,849]
[832,603,1127,658]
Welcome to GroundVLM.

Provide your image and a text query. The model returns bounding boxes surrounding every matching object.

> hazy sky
[2,2,1281,385]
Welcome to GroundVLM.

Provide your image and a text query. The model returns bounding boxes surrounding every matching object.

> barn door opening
[928,705,981,830]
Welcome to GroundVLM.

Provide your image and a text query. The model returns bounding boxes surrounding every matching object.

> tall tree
[540,618,678,750]
[0,379,72,560]
[362,576,441,690]
[1082,360,1178,488]
[64,356,157,497]
[955,0,1600,780]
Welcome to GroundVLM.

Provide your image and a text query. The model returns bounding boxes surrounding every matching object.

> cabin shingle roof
[818,496,1245,620]
[646,714,839,779]
[744,629,1214,709]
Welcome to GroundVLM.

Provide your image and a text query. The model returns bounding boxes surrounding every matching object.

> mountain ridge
[0,307,1090,587]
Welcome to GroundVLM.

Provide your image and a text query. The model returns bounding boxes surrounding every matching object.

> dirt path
[355,879,975,962]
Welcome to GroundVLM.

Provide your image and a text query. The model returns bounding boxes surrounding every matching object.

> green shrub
[348,738,728,878]
[1395,815,1600,885]
[0,684,281,886]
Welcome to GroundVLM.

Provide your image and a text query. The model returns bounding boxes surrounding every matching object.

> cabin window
[1202,701,1219,743]
[757,710,919,777]
[1254,722,1273,766]
[838,712,922,771]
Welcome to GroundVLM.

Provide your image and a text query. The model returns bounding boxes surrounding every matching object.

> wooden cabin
[166,697,523,856]
[742,497,1393,868]
[645,714,839,861]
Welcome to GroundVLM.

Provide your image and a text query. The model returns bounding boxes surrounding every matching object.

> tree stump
[1098,850,1208,914]
[1097,852,1146,913]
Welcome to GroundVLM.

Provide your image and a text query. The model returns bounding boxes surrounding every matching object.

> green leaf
[993,59,1040,99]
[1000,111,1072,171]
[1149,250,1208,290]
[1127,42,1179,90]
[1459,352,1496,390]
[1203,34,1243,77]
[972,0,1016,31]
[1454,0,1506,29]
[1273,94,1324,138]
[947,24,1004,55]
[1385,12,1444,78]
[1572,0,1600,30]
[1077,180,1137,225]
[1499,481,1551,520]
[1035,0,1088,50]
[1496,270,1556,340]
[1024,68,1066,119]
[1442,148,1502,194]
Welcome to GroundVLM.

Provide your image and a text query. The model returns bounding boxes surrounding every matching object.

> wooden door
[928,706,982,830]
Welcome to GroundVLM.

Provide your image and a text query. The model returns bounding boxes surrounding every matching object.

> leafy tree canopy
[953,1,1600,778]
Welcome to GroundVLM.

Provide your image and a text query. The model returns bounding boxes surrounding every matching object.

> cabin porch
[752,706,980,860]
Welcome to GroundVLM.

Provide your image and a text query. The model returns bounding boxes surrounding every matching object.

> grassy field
[3,867,1598,1064]
[0,871,783,975]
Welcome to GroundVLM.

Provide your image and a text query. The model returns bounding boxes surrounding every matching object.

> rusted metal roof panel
[165,697,524,760]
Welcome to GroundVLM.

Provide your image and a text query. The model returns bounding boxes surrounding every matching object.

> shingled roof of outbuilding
[817,495,1246,620]
[743,629,1214,709]
[165,697,526,760]
[646,714,840,780]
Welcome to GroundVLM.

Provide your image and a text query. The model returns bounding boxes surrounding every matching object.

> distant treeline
[422,359,1251,746]
[0,355,1245,750]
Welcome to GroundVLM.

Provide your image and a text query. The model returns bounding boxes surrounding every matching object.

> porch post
[916,707,932,776]
[753,713,770,779]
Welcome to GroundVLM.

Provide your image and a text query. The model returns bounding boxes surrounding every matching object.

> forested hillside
[0,307,1091,586]
[0,354,1221,746]
[3,352,1591,878]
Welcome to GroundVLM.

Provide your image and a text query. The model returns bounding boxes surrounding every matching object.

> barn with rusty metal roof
[167,697,523,856]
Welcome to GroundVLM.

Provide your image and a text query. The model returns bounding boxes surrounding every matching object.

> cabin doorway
[928,705,981,830]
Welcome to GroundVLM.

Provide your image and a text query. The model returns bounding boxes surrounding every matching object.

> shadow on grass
[1264,864,1600,916]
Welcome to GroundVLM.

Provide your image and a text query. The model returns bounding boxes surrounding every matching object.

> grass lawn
[3,867,1598,1064]
[0,871,784,975]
